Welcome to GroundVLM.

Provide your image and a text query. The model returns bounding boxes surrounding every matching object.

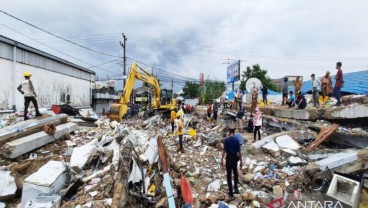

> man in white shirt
[311,74,321,107]
[17,72,42,120]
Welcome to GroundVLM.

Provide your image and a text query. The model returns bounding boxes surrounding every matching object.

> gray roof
[0,35,95,75]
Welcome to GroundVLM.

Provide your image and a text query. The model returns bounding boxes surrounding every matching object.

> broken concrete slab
[331,104,368,119]
[24,194,61,208]
[252,136,274,149]
[288,156,307,165]
[2,122,77,159]
[0,171,17,201]
[21,161,69,207]
[315,150,358,171]
[281,149,297,156]
[274,109,310,120]
[0,114,68,143]
[262,141,280,157]
[70,138,98,169]
[275,135,300,150]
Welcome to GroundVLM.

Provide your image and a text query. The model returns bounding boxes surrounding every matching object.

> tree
[182,81,201,98]
[203,80,226,103]
[239,64,278,92]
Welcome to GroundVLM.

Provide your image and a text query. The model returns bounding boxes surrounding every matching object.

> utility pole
[120,33,127,88]
[171,78,174,97]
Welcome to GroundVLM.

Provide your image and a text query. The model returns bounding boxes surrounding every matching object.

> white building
[0,35,96,111]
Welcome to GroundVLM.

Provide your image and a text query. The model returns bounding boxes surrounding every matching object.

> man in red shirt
[334,62,343,106]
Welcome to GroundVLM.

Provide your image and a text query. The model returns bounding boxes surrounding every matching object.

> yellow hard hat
[176,112,181,117]
[23,72,31,77]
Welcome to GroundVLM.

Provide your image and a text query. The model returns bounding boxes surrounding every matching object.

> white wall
[0,59,91,110]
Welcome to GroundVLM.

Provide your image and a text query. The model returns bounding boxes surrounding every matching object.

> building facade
[0,35,96,111]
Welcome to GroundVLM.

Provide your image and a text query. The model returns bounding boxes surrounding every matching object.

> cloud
[1,0,367,91]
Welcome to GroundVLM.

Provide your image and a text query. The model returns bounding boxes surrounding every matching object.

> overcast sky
[1,0,368,91]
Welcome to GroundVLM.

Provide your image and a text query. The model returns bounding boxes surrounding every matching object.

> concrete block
[0,171,17,200]
[3,123,77,159]
[21,161,69,208]
[315,151,358,171]
[252,136,274,149]
[262,141,280,157]
[274,109,310,120]
[70,138,98,169]
[331,104,368,119]
[24,194,61,208]
[281,149,297,156]
[275,135,300,150]
[288,156,307,165]
[327,174,360,208]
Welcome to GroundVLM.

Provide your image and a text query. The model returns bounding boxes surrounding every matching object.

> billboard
[227,60,240,83]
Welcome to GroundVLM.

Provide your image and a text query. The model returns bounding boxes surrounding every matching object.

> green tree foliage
[182,81,201,98]
[204,80,227,104]
[239,64,278,92]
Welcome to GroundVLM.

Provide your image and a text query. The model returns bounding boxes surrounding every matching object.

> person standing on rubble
[207,102,212,121]
[237,90,243,110]
[176,112,185,152]
[17,72,42,120]
[261,83,268,106]
[253,108,262,142]
[311,74,321,107]
[170,108,176,134]
[221,128,242,198]
[250,87,258,115]
[236,108,244,130]
[282,77,288,105]
[213,101,219,121]
[321,71,333,105]
[294,76,302,95]
[334,62,344,106]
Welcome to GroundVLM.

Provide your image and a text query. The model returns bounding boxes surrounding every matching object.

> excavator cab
[109,63,177,122]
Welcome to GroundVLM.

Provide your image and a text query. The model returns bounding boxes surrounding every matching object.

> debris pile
[0,104,367,207]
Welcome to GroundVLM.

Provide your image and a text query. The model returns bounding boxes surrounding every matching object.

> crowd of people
[282,61,344,108]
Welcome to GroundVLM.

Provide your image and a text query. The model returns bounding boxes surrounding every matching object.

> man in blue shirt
[286,91,295,108]
[234,129,243,146]
[221,129,242,197]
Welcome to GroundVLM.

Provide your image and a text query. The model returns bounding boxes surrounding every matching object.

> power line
[0,9,122,58]
[0,22,119,75]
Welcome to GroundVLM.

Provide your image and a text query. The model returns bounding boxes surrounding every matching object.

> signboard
[226,60,240,84]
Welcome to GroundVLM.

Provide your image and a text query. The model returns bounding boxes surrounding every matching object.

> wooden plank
[0,114,68,143]
[305,124,339,151]
[157,136,176,208]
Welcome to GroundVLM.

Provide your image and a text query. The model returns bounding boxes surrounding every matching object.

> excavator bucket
[109,104,128,122]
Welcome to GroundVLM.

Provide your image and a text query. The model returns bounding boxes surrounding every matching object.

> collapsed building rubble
[0,103,367,207]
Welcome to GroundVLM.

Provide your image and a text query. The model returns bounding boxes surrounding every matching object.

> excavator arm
[109,63,162,122]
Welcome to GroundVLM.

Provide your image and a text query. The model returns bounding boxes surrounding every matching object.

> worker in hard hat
[170,107,176,133]
[176,112,184,153]
[17,72,42,120]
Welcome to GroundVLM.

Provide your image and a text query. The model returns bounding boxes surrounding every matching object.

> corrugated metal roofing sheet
[301,70,368,95]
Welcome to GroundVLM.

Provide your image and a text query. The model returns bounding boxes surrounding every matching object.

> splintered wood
[305,124,340,151]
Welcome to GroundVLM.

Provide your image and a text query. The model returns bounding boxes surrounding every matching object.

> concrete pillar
[11,44,17,111]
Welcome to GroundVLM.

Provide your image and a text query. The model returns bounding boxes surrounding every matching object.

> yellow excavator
[110,63,177,122]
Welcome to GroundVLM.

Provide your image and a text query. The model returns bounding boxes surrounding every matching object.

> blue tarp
[301,70,368,95]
